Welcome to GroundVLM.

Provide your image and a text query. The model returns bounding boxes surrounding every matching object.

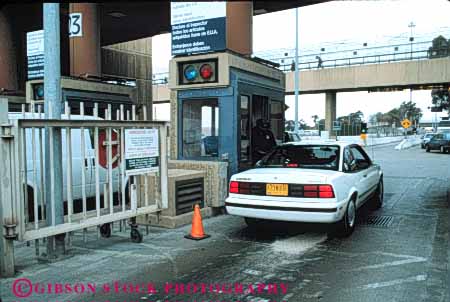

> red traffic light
[200,64,213,79]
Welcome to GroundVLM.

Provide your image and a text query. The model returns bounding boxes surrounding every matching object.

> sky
[152,0,450,125]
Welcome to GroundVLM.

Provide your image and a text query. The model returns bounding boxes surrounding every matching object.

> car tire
[370,179,384,210]
[421,144,425,149]
[244,217,264,229]
[426,145,430,152]
[440,146,445,153]
[328,198,356,238]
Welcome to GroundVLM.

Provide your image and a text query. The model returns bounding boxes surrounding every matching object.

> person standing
[316,55,323,68]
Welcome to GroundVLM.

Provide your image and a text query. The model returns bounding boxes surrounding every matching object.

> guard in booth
[251,118,277,165]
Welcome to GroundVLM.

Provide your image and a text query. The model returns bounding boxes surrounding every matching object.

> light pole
[294,7,299,133]
[408,21,415,60]
[408,21,415,123]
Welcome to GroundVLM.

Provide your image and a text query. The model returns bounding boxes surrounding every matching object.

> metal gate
[0,98,168,275]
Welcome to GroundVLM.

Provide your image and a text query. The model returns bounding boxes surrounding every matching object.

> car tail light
[304,191,318,198]
[229,181,239,193]
[319,185,335,198]
[295,184,335,198]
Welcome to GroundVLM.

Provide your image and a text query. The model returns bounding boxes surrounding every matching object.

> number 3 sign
[69,13,82,37]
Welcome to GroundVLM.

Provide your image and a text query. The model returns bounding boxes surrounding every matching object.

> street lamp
[408,21,416,123]
[408,21,415,60]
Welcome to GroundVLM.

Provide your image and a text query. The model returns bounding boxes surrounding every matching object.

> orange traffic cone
[185,204,210,240]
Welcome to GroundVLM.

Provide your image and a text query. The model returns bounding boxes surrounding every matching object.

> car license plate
[266,183,288,196]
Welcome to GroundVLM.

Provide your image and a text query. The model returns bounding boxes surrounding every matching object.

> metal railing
[151,43,449,82]
[0,99,169,276]
[152,72,169,85]
[279,47,449,72]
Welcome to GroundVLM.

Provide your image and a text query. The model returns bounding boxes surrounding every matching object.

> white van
[8,112,123,220]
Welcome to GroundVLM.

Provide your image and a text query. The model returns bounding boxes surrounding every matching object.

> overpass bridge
[154,55,450,100]
[154,45,450,100]
[153,46,450,130]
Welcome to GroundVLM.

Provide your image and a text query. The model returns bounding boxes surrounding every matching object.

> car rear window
[257,144,340,170]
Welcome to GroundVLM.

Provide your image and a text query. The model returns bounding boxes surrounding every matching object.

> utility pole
[43,3,65,259]
[294,8,300,133]
[408,21,415,60]
[408,21,416,128]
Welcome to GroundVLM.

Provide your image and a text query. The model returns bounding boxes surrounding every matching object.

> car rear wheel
[328,198,356,238]
[370,179,384,210]
[426,145,430,152]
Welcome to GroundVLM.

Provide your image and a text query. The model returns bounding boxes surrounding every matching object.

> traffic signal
[178,59,218,85]
[32,83,44,101]
[361,122,368,134]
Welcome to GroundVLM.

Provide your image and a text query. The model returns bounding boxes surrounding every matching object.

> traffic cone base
[184,233,211,240]
[185,204,210,240]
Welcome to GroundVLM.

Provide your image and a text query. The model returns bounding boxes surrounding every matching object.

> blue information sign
[171,2,226,56]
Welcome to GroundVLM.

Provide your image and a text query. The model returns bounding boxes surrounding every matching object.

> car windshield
[257,144,340,170]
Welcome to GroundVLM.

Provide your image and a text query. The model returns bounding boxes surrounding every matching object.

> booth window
[270,100,284,144]
[182,99,219,158]
[240,95,250,162]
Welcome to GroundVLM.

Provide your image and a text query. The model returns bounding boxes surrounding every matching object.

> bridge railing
[151,46,450,83]
[280,47,449,72]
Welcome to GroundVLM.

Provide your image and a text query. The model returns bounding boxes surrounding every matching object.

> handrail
[151,43,450,82]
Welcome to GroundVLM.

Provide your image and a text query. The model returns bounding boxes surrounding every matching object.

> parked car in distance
[426,132,450,153]
[225,141,383,238]
[421,133,435,149]
[284,131,301,143]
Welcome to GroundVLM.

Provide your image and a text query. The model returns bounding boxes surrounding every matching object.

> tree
[369,112,384,124]
[428,35,450,59]
[398,101,422,125]
[385,108,401,127]
[337,110,364,125]
[348,110,364,124]
[431,89,450,113]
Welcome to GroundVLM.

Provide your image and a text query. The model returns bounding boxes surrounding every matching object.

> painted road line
[359,274,427,290]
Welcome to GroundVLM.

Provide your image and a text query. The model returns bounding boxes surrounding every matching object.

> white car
[225,141,383,237]
[8,112,125,222]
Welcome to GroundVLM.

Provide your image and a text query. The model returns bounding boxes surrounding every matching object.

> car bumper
[225,197,347,223]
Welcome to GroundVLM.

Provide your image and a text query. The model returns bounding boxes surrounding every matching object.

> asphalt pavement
[1,143,448,302]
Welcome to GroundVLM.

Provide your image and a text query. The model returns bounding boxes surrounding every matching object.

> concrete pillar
[325,91,336,133]
[0,10,17,90]
[69,3,101,77]
[226,2,253,56]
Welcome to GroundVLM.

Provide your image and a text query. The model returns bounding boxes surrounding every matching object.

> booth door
[239,95,283,171]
